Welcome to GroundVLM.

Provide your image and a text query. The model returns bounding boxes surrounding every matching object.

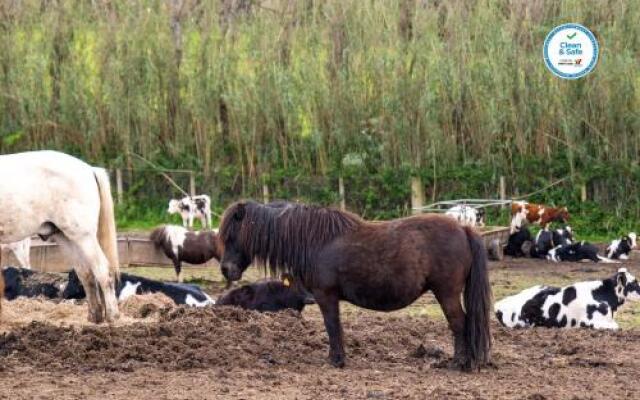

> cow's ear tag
[283,277,291,287]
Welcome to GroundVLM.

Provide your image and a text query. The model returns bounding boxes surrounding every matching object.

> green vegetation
[1,1,639,236]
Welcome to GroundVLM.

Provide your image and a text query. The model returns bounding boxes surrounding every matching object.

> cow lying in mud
[605,233,637,260]
[529,226,574,259]
[547,241,617,263]
[217,275,315,312]
[64,270,215,307]
[2,267,65,300]
[495,268,640,329]
[505,226,573,259]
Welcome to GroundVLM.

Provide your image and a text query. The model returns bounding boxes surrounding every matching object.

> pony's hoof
[329,355,346,368]
[432,358,475,372]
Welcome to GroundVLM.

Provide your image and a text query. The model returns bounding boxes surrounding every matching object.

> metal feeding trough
[413,199,513,261]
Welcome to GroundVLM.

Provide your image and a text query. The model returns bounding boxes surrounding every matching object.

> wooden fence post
[338,176,346,211]
[499,176,506,208]
[116,168,123,204]
[411,177,424,214]
[189,171,196,197]
[262,183,270,204]
[580,184,587,202]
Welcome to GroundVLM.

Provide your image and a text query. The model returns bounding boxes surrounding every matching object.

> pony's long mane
[220,201,362,283]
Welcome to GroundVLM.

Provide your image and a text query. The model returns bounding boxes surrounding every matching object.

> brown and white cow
[510,201,569,233]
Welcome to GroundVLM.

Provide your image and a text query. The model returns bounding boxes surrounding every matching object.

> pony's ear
[234,203,246,221]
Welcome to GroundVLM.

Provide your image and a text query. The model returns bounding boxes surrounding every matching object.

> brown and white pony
[0,150,120,323]
[150,225,222,282]
[510,201,569,233]
[218,200,492,371]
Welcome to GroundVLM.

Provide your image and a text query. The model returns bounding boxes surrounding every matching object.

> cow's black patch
[511,312,516,322]
[548,303,561,322]
[521,287,560,327]
[531,230,555,258]
[495,310,504,326]
[586,303,609,320]
[558,315,567,328]
[562,286,577,305]
[571,318,576,327]
[592,277,623,312]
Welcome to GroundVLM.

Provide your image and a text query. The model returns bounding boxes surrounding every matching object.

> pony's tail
[463,226,492,369]
[93,168,120,282]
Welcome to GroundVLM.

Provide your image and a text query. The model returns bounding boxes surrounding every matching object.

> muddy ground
[1,257,640,399]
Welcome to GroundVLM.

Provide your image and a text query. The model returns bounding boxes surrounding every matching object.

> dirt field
[1,256,640,400]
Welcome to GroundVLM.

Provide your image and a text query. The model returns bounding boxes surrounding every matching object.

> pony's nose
[221,265,229,278]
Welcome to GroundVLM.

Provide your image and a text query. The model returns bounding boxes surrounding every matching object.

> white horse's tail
[93,168,120,280]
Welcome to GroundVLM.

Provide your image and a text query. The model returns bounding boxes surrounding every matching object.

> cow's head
[615,268,640,302]
[561,225,574,243]
[167,199,181,214]
[628,232,637,249]
[557,207,570,223]
[476,208,486,227]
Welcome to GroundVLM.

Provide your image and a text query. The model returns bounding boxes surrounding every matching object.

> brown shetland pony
[218,200,492,370]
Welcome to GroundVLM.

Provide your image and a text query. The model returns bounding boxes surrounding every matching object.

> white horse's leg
[54,235,104,323]
[74,264,104,323]
[72,235,119,323]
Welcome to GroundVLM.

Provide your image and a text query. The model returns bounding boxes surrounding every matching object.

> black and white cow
[529,226,574,259]
[64,271,215,307]
[547,241,616,263]
[495,268,640,329]
[529,229,555,258]
[1,266,64,300]
[150,225,222,282]
[605,232,637,260]
[216,275,315,312]
[504,227,533,258]
[445,205,485,227]
[168,195,213,229]
[552,226,574,246]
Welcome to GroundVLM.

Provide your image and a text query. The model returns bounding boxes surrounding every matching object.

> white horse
[0,151,120,323]
[0,237,32,269]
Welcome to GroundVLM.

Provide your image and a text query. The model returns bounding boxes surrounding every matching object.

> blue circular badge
[543,23,599,79]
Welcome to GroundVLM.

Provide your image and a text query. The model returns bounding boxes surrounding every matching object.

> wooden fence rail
[0,235,219,273]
